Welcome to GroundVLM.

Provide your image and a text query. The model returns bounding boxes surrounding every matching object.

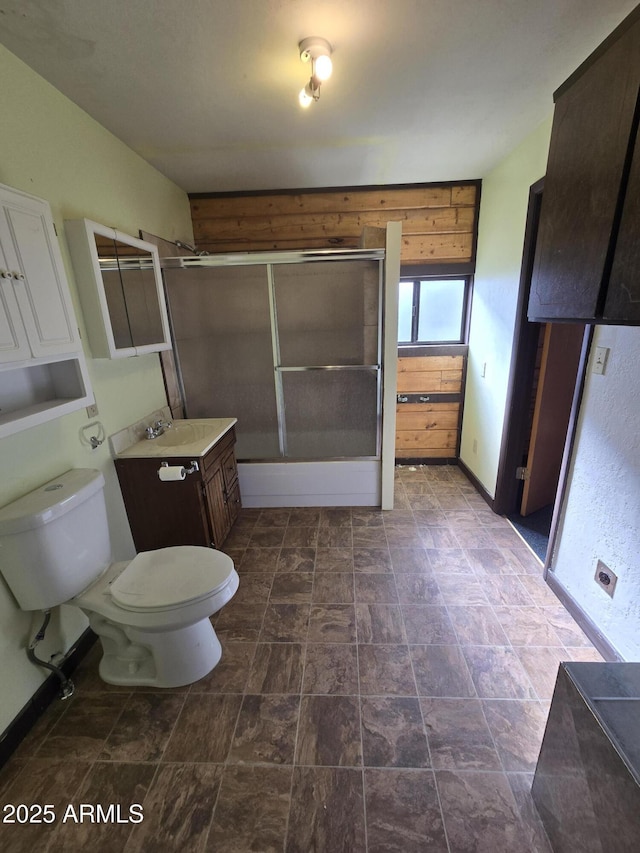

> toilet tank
[0,469,111,610]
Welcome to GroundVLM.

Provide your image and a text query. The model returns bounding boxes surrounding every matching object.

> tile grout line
[353,519,369,853]
[395,475,453,853]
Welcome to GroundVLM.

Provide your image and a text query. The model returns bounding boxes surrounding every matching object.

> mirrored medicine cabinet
[65,218,172,359]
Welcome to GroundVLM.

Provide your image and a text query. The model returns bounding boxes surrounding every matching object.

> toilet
[0,469,239,688]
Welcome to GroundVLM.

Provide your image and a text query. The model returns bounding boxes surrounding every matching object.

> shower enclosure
[161,232,400,507]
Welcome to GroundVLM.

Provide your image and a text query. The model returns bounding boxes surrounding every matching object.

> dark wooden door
[521,323,585,516]
[528,16,640,322]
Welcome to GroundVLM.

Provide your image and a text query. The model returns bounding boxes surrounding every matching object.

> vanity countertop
[115,418,237,459]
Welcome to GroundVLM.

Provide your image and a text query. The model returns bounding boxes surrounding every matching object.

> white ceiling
[0,0,636,193]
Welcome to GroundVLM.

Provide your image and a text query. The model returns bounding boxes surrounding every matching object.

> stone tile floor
[0,464,603,852]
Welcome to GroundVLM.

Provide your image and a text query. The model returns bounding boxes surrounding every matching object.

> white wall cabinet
[0,185,82,359]
[65,218,172,359]
[0,182,93,439]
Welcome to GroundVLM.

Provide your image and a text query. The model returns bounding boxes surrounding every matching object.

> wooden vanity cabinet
[115,427,241,552]
[528,7,640,324]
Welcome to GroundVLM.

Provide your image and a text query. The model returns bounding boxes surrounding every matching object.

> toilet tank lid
[0,469,105,535]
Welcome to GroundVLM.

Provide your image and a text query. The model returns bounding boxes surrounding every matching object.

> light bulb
[314,53,332,81]
[299,86,313,108]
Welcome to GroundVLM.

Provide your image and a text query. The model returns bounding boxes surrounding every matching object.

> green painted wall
[460,117,552,495]
[0,45,194,733]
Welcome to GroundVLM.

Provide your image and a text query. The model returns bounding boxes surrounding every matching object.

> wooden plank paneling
[191,186,467,219]
[396,409,460,431]
[395,430,458,449]
[398,356,464,373]
[451,185,478,206]
[397,370,463,394]
[189,183,479,266]
[396,447,454,459]
[193,206,475,243]
[395,353,466,460]
[400,233,474,261]
[396,402,459,412]
[197,232,473,261]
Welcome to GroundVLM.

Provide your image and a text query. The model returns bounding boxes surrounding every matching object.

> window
[397,276,471,344]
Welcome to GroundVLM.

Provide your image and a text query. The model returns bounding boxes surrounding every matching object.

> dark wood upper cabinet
[528,6,640,324]
[606,126,640,323]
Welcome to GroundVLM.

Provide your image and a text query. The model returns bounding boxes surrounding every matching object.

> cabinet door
[0,186,81,356]
[226,479,241,528]
[221,447,238,490]
[529,18,640,321]
[205,466,231,548]
[115,458,210,551]
[0,252,31,363]
[605,124,640,323]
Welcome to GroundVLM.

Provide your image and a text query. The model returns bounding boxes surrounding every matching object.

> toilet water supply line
[27,610,75,700]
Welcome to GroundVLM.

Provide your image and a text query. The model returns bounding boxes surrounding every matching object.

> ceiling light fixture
[298,36,333,108]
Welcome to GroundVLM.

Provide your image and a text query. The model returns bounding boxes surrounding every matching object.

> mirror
[95,235,165,349]
[66,219,172,359]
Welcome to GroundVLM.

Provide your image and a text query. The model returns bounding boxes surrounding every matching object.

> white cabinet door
[0,248,31,363]
[0,185,81,358]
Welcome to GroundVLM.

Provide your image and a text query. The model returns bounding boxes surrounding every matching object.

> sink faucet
[145,420,173,440]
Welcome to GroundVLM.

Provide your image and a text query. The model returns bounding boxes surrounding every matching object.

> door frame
[494,177,545,516]
[494,177,592,570]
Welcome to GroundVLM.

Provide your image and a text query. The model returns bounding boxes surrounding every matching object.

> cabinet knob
[12,272,25,281]
[1,270,13,279]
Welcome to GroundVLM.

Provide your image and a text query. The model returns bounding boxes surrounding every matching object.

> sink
[114,417,237,458]
[153,423,212,447]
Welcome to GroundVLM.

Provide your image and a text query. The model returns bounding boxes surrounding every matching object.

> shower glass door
[272,260,380,458]
[163,251,383,461]
[163,264,280,459]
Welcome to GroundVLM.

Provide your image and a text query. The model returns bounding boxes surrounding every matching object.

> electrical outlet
[592,346,609,375]
[594,560,617,597]
[86,403,99,418]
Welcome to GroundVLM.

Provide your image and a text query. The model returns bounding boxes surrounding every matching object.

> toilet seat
[110,546,235,613]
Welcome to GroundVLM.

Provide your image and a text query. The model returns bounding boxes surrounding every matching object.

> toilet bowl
[74,547,239,686]
[0,469,239,688]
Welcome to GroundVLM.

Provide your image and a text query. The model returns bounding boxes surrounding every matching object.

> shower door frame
[162,232,400,508]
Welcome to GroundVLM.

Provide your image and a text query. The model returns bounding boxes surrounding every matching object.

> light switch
[592,346,609,375]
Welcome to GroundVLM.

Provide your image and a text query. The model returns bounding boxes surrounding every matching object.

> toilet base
[88,613,222,688]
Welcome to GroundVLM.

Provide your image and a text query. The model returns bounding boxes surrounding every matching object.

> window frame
[397,274,473,346]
